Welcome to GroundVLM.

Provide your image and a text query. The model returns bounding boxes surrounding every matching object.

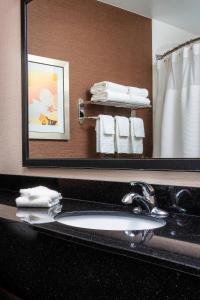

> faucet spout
[121,192,151,212]
[122,182,168,217]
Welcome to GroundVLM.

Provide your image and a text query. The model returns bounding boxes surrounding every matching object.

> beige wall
[0,0,200,187]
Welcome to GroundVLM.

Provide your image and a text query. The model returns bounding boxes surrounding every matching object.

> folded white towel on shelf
[90,81,128,94]
[128,87,149,98]
[129,95,150,106]
[91,91,130,102]
[16,204,62,224]
[130,117,145,154]
[91,91,150,106]
[95,115,115,154]
[15,195,61,208]
[20,186,61,200]
[90,81,149,99]
[115,116,130,154]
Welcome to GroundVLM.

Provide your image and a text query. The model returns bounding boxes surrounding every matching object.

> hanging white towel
[16,204,62,224]
[91,81,128,94]
[15,195,61,208]
[130,117,145,154]
[128,87,149,98]
[115,116,130,154]
[95,115,115,154]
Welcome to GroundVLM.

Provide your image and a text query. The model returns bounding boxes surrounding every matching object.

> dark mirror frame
[21,0,200,171]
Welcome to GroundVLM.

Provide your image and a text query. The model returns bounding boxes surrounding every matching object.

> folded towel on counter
[96,115,115,154]
[128,87,149,98]
[16,204,62,224]
[130,117,145,154]
[90,81,128,94]
[20,186,61,200]
[15,195,61,208]
[91,91,150,106]
[115,116,130,154]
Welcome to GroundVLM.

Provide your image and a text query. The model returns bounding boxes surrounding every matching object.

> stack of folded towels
[96,115,145,154]
[90,81,150,106]
[15,186,62,208]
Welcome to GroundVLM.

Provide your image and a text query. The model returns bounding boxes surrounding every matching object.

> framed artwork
[28,54,70,140]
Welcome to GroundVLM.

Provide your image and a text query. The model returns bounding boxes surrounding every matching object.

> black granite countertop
[0,190,200,278]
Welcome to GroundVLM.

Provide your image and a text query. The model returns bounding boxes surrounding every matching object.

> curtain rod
[156,36,200,61]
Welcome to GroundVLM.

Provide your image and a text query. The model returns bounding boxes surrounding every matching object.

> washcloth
[130,117,145,154]
[15,195,61,208]
[96,115,115,154]
[16,204,62,224]
[115,116,130,154]
[20,186,61,199]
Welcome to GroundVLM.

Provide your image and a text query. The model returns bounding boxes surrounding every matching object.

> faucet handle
[130,181,156,206]
[130,181,155,195]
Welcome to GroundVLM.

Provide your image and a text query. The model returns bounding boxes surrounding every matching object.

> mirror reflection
[27,0,200,159]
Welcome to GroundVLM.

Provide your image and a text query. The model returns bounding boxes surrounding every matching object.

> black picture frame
[21,0,200,171]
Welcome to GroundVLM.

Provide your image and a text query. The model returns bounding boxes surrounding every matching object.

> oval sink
[55,211,166,231]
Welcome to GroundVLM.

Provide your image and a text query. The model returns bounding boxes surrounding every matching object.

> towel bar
[78,98,151,124]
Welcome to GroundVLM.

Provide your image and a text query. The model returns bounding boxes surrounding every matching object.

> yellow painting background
[28,65,58,126]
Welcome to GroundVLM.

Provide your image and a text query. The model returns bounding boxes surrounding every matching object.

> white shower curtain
[153,43,200,158]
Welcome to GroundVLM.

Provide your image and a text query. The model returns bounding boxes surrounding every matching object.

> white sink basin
[55,211,166,231]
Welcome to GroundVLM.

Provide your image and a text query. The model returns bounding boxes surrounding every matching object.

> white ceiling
[98,0,200,35]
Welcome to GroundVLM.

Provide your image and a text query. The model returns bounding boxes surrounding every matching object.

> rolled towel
[16,204,62,224]
[15,195,61,208]
[90,81,128,94]
[20,186,61,200]
[128,87,149,98]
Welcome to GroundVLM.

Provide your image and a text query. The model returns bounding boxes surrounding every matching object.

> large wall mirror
[21,0,200,170]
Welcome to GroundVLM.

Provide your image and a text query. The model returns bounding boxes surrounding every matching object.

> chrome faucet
[122,181,168,217]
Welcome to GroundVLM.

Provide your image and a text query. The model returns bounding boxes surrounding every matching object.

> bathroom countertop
[0,191,200,278]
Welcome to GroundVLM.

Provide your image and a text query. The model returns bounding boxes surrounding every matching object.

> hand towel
[20,186,61,200]
[128,87,149,98]
[16,204,62,224]
[95,115,115,154]
[15,195,61,208]
[90,81,128,94]
[130,117,145,154]
[115,116,130,154]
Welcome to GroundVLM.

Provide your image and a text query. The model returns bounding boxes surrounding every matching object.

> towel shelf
[84,100,151,110]
[78,98,151,124]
